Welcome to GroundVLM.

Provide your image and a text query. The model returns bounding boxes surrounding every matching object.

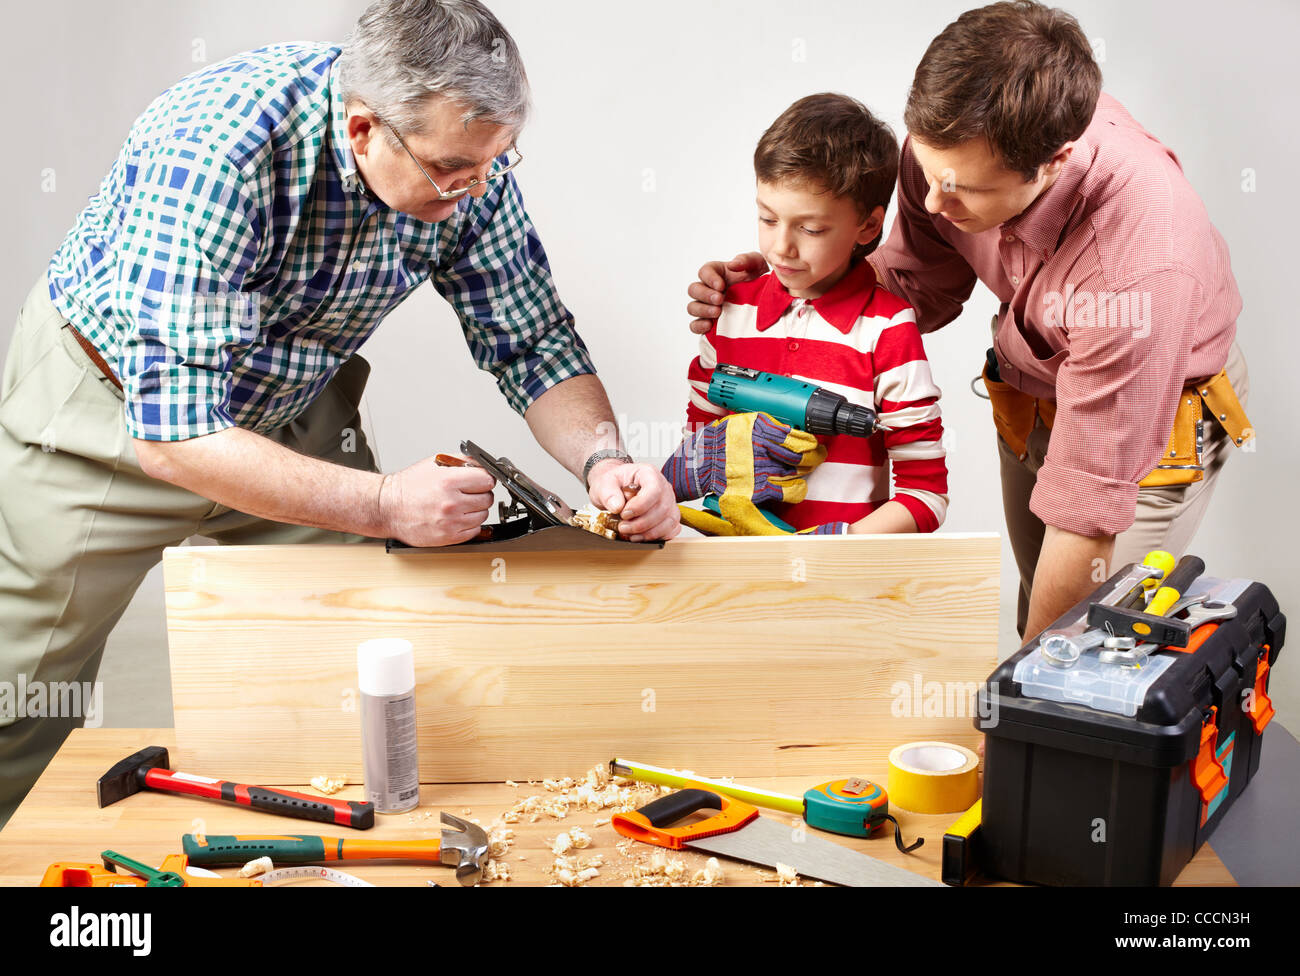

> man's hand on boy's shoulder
[687,252,767,334]
[687,252,891,334]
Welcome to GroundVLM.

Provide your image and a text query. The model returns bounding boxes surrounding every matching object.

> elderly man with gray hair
[0,0,679,825]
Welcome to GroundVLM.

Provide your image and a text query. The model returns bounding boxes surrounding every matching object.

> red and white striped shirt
[684,260,949,532]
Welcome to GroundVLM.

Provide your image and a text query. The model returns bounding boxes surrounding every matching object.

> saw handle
[611,789,759,850]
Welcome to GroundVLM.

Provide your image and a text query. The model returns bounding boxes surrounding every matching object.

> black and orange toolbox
[975,555,1285,885]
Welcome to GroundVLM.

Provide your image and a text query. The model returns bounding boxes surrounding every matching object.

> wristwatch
[583,449,633,489]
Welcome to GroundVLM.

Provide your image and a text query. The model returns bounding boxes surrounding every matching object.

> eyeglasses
[379,117,522,200]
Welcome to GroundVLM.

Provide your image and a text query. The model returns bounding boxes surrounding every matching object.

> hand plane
[387,440,663,553]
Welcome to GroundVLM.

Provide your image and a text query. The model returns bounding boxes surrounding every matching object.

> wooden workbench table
[0,730,1235,887]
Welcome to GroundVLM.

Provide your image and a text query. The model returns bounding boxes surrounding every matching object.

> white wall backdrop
[4,0,1297,726]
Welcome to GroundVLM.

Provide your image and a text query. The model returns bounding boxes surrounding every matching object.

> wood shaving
[482,859,511,883]
[550,852,604,886]
[309,775,346,795]
[503,764,660,825]
[238,856,274,878]
[569,506,622,540]
[775,863,800,886]
[459,764,775,887]
[693,857,724,886]
[568,826,592,849]
[625,851,689,887]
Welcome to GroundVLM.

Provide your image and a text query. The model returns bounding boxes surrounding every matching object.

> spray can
[356,638,420,813]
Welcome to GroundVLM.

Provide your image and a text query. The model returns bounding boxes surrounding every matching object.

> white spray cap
[356,638,415,697]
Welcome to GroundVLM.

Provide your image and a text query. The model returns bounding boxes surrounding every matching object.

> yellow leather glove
[662,412,826,504]
[678,412,842,536]
[679,495,849,536]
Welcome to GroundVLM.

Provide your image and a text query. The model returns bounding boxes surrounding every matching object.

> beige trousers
[998,341,1249,638]
[0,277,380,826]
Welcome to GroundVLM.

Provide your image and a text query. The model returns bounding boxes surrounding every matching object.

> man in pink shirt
[686,1,1252,642]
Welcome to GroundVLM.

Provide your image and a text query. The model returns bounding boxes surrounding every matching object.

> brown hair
[754,93,899,253]
[904,1,1101,180]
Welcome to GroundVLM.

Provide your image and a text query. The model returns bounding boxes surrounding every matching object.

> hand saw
[612,788,943,887]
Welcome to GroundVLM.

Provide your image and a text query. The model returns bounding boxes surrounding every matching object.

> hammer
[97,746,375,830]
[181,813,492,886]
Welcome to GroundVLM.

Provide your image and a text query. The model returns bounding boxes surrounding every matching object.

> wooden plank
[163,534,1000,783]
[0,730,1236,888]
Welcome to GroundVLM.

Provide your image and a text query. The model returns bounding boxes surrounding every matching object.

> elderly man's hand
[586,461,681,542]
[380,454,497,547]
[686,252,768,334]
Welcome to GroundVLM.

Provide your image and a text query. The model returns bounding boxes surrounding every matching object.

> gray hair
[336,0,531,136]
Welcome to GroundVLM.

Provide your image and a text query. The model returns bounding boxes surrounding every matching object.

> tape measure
[259,866,376,887]
[804,777,923,852]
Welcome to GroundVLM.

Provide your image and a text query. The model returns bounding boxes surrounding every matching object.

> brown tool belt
[982,363,1253,487]
[65,323,123,392]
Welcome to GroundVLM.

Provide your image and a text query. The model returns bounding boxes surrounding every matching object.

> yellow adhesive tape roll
[888,741,980,814]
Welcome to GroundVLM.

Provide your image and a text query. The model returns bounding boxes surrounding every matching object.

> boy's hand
[661,413,823,504]
[687,252,768,334]
[680,493,848,537]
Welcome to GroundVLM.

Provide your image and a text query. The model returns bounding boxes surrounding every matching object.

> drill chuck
[805,388,880,438]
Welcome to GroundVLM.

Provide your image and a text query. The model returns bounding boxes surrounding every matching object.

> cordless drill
[707,364,891,436]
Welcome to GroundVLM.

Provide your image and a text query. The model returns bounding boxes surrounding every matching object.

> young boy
[665,93,948,534]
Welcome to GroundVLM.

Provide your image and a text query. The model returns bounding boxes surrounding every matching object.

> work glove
[661,412,826,503]
[680,493,849,537]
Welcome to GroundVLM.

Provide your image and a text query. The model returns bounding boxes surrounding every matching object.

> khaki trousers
[0,277,380,826]
[998,340,1249,638]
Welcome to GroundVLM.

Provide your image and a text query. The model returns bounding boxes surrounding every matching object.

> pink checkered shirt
[870,93,1241,537]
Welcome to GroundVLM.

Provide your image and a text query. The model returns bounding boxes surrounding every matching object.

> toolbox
[975,564,1285,886]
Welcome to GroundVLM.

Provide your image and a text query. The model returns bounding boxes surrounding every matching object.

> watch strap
[583,449,633,488]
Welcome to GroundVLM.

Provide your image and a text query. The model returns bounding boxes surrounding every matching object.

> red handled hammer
[96,746,375,829]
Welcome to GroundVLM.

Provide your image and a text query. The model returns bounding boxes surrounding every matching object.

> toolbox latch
[1191,705,1229,811]
[1250,645,1276,735]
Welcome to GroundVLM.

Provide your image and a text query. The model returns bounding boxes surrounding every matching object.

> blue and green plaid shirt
[47,42,595,441]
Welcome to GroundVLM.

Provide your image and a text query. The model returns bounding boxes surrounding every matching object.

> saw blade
[686,815,942,887]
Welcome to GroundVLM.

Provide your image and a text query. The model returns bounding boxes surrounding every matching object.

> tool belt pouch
[983,355,1253,485]
[1139,368,1253,488]
[1139,389,1203,487]
[982,363,1040,460]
